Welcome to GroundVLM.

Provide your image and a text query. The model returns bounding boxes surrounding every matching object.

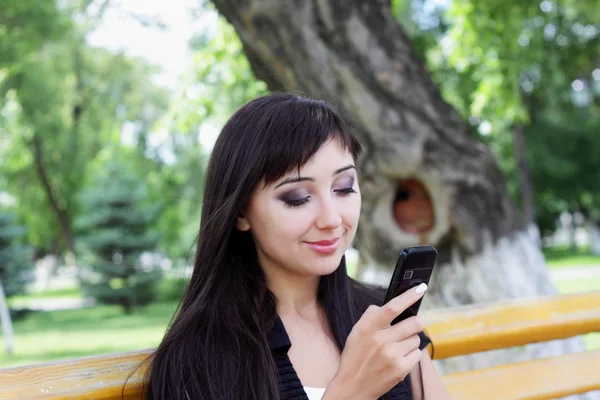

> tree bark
[211,0,593,385]
[513,124,535,226]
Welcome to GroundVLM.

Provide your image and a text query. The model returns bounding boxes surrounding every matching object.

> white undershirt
[304,386,326,400]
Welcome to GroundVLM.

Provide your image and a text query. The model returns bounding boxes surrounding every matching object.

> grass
[554,277,600,294]
[1,277,189,368]
[0,302,178,368]
[8,277,189,309]
[542,245,600,268]
[8,287,82,308]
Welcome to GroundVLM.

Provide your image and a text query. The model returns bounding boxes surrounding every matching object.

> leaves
[409,0,600,229]
[1,1,172,253]
[75,161,163,312]
[0,0,70,70]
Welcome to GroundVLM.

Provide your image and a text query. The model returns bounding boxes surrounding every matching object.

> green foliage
[75,163,163,313]
[1,38,171,251]
[0,1,72,251]
[147,11,268,258]
[0,0,69,70]
[156,276,189,303]
[0,211,34,298]
[183,14,268,126]
[528,116,600,233]
[404,0,600,231]
[0,0,173,258]
[428,0,599,126]
[1,2,268,265]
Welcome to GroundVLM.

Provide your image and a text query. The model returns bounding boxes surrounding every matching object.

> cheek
[342,194,361,227]
[271,213,311,241]
[252,202,313,244]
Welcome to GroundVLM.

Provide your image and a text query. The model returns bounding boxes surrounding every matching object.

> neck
[263,266,321,319]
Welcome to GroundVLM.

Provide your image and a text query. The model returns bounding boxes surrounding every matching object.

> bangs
[255,96,362,186]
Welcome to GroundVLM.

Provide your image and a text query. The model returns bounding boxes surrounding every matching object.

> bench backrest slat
[0,350,148,400]
[443,349,600,400]
[424,291,600,359]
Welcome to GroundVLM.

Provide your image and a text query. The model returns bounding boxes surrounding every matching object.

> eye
[282,196,310,208]
[334,176,356,196]
[334,187,357,195]
[279,188,311,208]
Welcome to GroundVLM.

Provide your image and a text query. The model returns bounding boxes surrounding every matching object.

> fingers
[401,347,422,372]
[388,342,422,381]
[377,283,428,328]
[396,333,422,355]
[381,333,421,359]
[383,317,424,343]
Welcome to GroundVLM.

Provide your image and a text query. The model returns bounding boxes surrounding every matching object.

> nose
[315,197,342,230]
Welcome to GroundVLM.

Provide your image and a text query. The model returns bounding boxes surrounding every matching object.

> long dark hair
[144,92,386,399]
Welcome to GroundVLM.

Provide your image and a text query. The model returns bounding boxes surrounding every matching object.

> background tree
[528,116,600,245]
[0,211,34,299]
[208,0,596,376]
[75,161,163,314]
[422,0,600,235]
[0,1,173,264]
[0,0,70,255]
[0,210,34,355]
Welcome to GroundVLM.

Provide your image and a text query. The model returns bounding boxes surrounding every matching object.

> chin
[310,255,345,276]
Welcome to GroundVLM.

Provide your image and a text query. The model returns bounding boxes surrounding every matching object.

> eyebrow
[274,164,356,189]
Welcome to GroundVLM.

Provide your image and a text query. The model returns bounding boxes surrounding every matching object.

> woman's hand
[323,283,428,400]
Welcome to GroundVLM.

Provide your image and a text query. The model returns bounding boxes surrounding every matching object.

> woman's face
[237,137,361,278]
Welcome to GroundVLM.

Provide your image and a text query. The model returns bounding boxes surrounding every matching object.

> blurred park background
[1,0,599,370]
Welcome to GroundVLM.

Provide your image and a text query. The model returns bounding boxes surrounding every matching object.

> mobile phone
[383,245,437,325]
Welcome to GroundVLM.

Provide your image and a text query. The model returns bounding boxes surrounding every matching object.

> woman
[145,92,451,399]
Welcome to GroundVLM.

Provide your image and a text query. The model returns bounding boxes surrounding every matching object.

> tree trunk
[513,124,535,226]
[211,0,592,389]
[0,276,14,355]
[570,212,579,253]
[589,221,600,256]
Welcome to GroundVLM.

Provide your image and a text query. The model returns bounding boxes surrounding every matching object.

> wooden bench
[1,291,599,400]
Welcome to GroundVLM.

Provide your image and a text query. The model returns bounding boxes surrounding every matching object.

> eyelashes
[282,197,310,208]
[281,187,357,208]
[279,188,310,207]
[335,187,357,195]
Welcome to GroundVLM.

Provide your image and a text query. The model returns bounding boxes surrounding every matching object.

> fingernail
[414,283,428,295]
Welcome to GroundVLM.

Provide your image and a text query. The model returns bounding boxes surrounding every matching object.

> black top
[267,317,431,400]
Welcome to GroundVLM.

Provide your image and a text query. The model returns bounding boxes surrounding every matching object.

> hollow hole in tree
[393,178,436,235]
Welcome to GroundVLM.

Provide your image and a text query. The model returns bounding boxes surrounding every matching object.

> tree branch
[31,133,75,255]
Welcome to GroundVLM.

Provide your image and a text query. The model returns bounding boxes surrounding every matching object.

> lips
[304,237,340,255]
[307,238,339,246]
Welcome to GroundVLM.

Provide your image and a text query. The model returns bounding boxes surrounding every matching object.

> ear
[235,212,251,231]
